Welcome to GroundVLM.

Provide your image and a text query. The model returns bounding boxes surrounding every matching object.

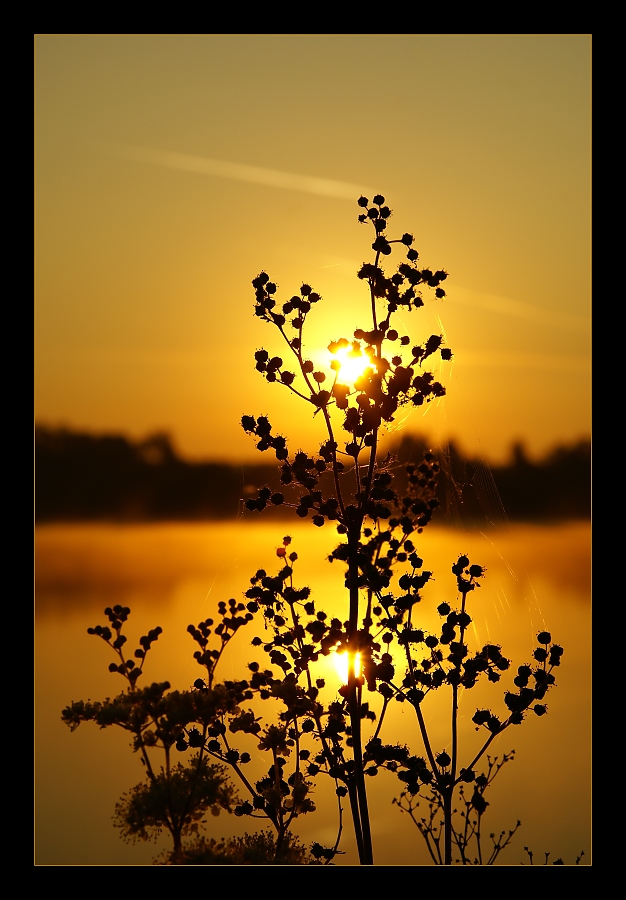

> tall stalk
[244,194,451,863]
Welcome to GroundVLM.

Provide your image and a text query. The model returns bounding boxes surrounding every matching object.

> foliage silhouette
[63,195,569,865]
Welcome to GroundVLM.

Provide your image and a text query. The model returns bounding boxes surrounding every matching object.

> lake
[35,519,591,865]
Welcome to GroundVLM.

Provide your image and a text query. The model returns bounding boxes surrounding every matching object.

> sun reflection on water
[332,650,362,685]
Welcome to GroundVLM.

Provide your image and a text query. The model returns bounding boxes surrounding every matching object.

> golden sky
[35,34,590,463]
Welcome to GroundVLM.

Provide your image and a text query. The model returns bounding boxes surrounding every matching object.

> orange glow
[34,34,591,465]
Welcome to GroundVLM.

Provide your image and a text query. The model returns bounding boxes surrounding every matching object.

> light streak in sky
[106,143,373,201]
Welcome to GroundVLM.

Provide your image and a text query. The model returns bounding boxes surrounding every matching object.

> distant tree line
[35,425,590,525]
[390,433,590,527]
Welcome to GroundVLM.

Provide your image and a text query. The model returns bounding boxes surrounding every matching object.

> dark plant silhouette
[522,848,585,866]
[62,601,337,864]
[393,752,521,865]
[63,195,568,865]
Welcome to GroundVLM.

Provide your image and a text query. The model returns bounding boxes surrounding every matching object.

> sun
[329,340,373,387]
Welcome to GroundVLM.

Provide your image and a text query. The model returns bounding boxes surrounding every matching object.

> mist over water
[35,520,590,865]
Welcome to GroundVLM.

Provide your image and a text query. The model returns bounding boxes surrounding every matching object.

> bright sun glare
[330,343,373,387]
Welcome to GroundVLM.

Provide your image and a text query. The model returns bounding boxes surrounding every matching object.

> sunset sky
[35,34,590,463]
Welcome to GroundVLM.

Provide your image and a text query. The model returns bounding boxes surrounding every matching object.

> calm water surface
[35,520,591,865]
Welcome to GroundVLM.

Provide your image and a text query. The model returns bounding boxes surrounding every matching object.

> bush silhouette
[62,195,573,865]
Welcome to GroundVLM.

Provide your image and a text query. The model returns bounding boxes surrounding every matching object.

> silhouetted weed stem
[241,197,455,863]
[522,848,584,866]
